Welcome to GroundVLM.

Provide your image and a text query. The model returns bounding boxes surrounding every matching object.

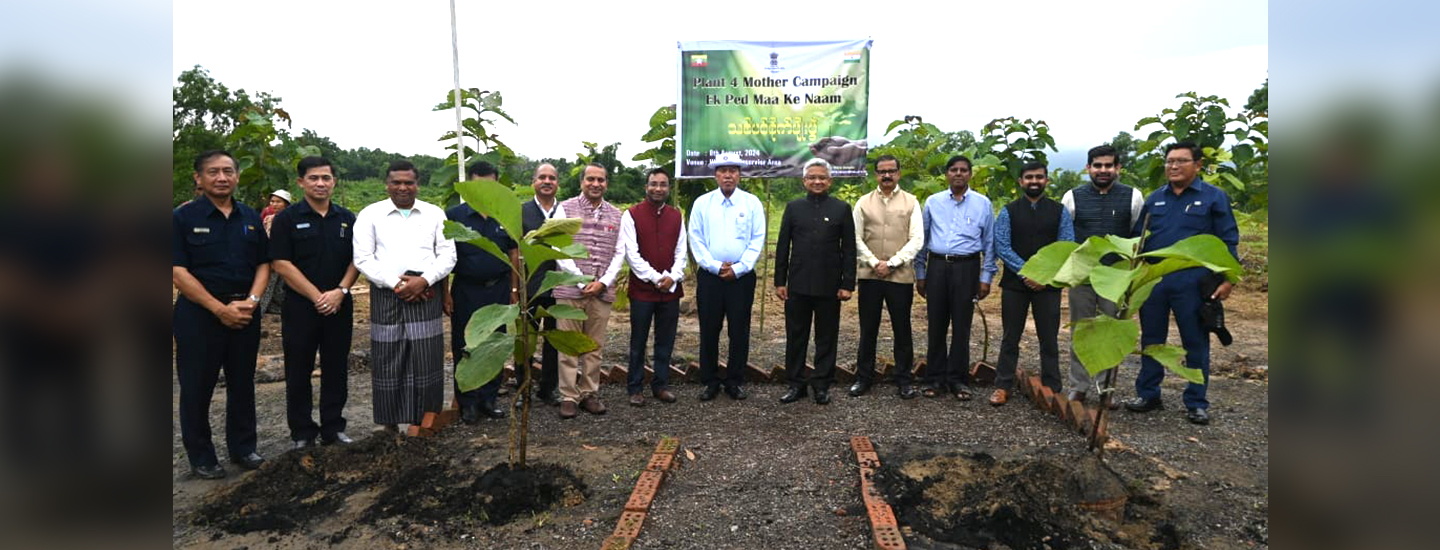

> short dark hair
[296,156,334,178]
[1087,145,1119,166]
[1020,160,1048,175]
[386,159,418,180]
[193,149,236,173]
[646,167,671,182]
[873,154,899,169]
[944,155,972,171]
[1165,141,1202,162]
[582,162,608,179]
[466,160,498,179]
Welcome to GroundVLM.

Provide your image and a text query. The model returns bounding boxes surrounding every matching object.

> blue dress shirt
[687,187,767,277]
[993,200,1075,274]
[914,188,997,283]
[1133,178,1240,260]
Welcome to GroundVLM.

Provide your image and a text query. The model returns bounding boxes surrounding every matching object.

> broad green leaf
[1220,172,1247,191]
[1088,265,1135,305]
[455,179,522,241]
[558,242,590,258]
[542,329,598,356]
[539,303,588,320]
[523,217,583,242]
[885,119,907,135]
[1138,234,1242,283]
[462,303,520,351]
[455,330,510,392]
[1103,235,1141,258]
[1142,344,1205,385]
[536,270,592,298]
[1054,236,1130,285]
[517,242,573,280]
[1016,241,1079,287]
[1073,315,1139,377]
[541,233,574,249]
[1124,277,1162,315]
[445,220,511,266]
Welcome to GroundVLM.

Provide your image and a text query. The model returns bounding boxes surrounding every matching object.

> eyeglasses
[803,175,830,181]
[875,169,898,175]
[1164,158,1196,166]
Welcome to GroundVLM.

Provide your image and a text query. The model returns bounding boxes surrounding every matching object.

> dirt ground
[172,279,1268,550]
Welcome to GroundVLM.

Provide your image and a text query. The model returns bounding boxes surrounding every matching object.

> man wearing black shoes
[850,155,924,399]
[775,158,857,405]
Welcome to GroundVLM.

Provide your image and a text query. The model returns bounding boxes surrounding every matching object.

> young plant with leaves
[1018,231,1241,450]
[442,178,597,467]
[433,88,518,205]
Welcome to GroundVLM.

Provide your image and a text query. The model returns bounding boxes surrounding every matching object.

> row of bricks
[405,404,461,437]
[1017,371,1108,442]
[495,358,954,386]
[850,436,907,550]
[603,438,682,549]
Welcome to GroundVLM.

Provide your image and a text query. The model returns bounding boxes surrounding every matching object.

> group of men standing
[173,139,1238,480]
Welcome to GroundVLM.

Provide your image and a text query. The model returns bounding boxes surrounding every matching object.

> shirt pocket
[732,213,751,239]
[1180,201,1211,231]
[185,231,223,265]
[291,226,322,259]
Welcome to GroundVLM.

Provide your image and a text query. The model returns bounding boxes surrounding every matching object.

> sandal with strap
[955,387,974,401]
[921,387,940,398]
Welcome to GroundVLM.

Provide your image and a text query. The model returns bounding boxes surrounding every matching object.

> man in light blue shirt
[688,152,767,401]
[914,155,996,401]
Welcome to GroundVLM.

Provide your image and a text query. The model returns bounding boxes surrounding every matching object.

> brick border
[602,436,681,549]
[1015,368,1109,445]
[850,436,907,550]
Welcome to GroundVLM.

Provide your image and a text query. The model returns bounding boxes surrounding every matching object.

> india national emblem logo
[690,54,708,67]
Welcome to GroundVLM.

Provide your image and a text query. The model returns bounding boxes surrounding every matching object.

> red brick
[612,510,646,540]
[655,437,680,456]
[745,362,774,382]
[873,524,907,550]
[601,535,633,550]
[646,453,674,472]
[866,499,898,527]
[850,436,875,454]
[438,408,459,426]
[420,412,438,430]
[1038,386,1055,412]
[856,451,881,469]
[912,360,927,377]
[406,425,421,437]
[625,485,656,513]
[1017,372,1031,394]
[1068,401,1087,432]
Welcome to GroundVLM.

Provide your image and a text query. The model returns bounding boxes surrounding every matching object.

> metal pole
[449,0,465,183]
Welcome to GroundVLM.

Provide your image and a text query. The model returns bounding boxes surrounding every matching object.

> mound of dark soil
[877,449,1179,550]
[362,462,586,527]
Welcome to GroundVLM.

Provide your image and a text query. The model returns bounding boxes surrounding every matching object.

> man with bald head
[515,163,566,408]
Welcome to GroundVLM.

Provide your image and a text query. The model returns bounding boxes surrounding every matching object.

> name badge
[1155,201,1167,206]
[192,227,210,234]
[1193,201,1202,206]
[297,222,312,229]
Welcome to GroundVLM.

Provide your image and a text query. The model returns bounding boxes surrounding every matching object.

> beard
[1023,186,1044,198]
[1092,177,1114,189]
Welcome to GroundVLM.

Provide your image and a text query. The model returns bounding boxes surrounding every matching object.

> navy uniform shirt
[1134,178,1240,260]
[269,200,356,292]
[172,198,269,296]
[446,203,517,284]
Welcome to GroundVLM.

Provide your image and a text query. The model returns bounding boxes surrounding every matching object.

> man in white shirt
[618,168,687,407]
[352,160,456,432]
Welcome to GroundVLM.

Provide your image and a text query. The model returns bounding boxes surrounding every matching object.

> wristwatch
[339,287,351,295]
[247,294,260,303]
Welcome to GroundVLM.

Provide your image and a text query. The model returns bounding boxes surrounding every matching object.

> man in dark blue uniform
[1124,142,1240,425]
[443,161,520,423]
[270,156,358,449]
[172,150,270,479]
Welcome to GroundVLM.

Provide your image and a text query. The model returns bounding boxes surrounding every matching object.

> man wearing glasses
[1124,142,1240,425]
[850,155,924,399]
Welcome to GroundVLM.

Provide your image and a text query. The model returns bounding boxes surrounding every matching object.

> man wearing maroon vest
[619,168,687,406]
[553,164,625,419]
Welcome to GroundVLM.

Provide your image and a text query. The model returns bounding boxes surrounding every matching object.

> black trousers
[924,256,980,389]
[281,290,352,442]
[527,293,560,397]
[451,280,509,408]
[627,298,679,394]
[783,293,841,390]
[173,295,260,468]
[696,270,755,389]
[856,279,914,385]
[994,287,1062,392]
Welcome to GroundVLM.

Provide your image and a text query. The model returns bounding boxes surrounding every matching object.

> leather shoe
[813,388,831,405]
[481,399,507,419]
[779,386,807,403]
[629,393,645,407]
[897,385,918,400]
[230,452,265,470]
[699,386,720,401]
[988,388,1008,406]
[1186,408,1211,425]
[1066,390,1086,403]
[292,438,315,451]
[461,403,480,425]
[653,388,677,403]
[559,400,578,419]
[724,386,747,400]
[322,432,354,446]
[1124,396,1164,413]
[580,396,607,415]
[191,464,226,480]
[848,381,871,397]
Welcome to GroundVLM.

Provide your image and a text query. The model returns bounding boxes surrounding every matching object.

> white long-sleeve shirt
[617,208,688,293]
[352,199,456,289]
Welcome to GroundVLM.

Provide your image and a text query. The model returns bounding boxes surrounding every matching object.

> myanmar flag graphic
[690,54,708,67]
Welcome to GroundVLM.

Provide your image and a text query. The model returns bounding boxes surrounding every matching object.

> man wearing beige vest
[851,155,924,399]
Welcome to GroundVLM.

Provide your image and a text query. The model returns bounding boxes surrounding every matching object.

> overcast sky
[173,0,1267,169]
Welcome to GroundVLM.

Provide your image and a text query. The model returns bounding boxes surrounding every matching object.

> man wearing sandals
[914,155,996,401]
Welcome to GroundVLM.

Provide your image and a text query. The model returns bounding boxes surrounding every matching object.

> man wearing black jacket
[516,163,565,408]
[774,158,857,405]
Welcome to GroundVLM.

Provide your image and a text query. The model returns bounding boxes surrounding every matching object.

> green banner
[678,40,871,178]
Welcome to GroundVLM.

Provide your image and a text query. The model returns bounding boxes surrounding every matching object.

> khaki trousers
[557,296,612,403]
